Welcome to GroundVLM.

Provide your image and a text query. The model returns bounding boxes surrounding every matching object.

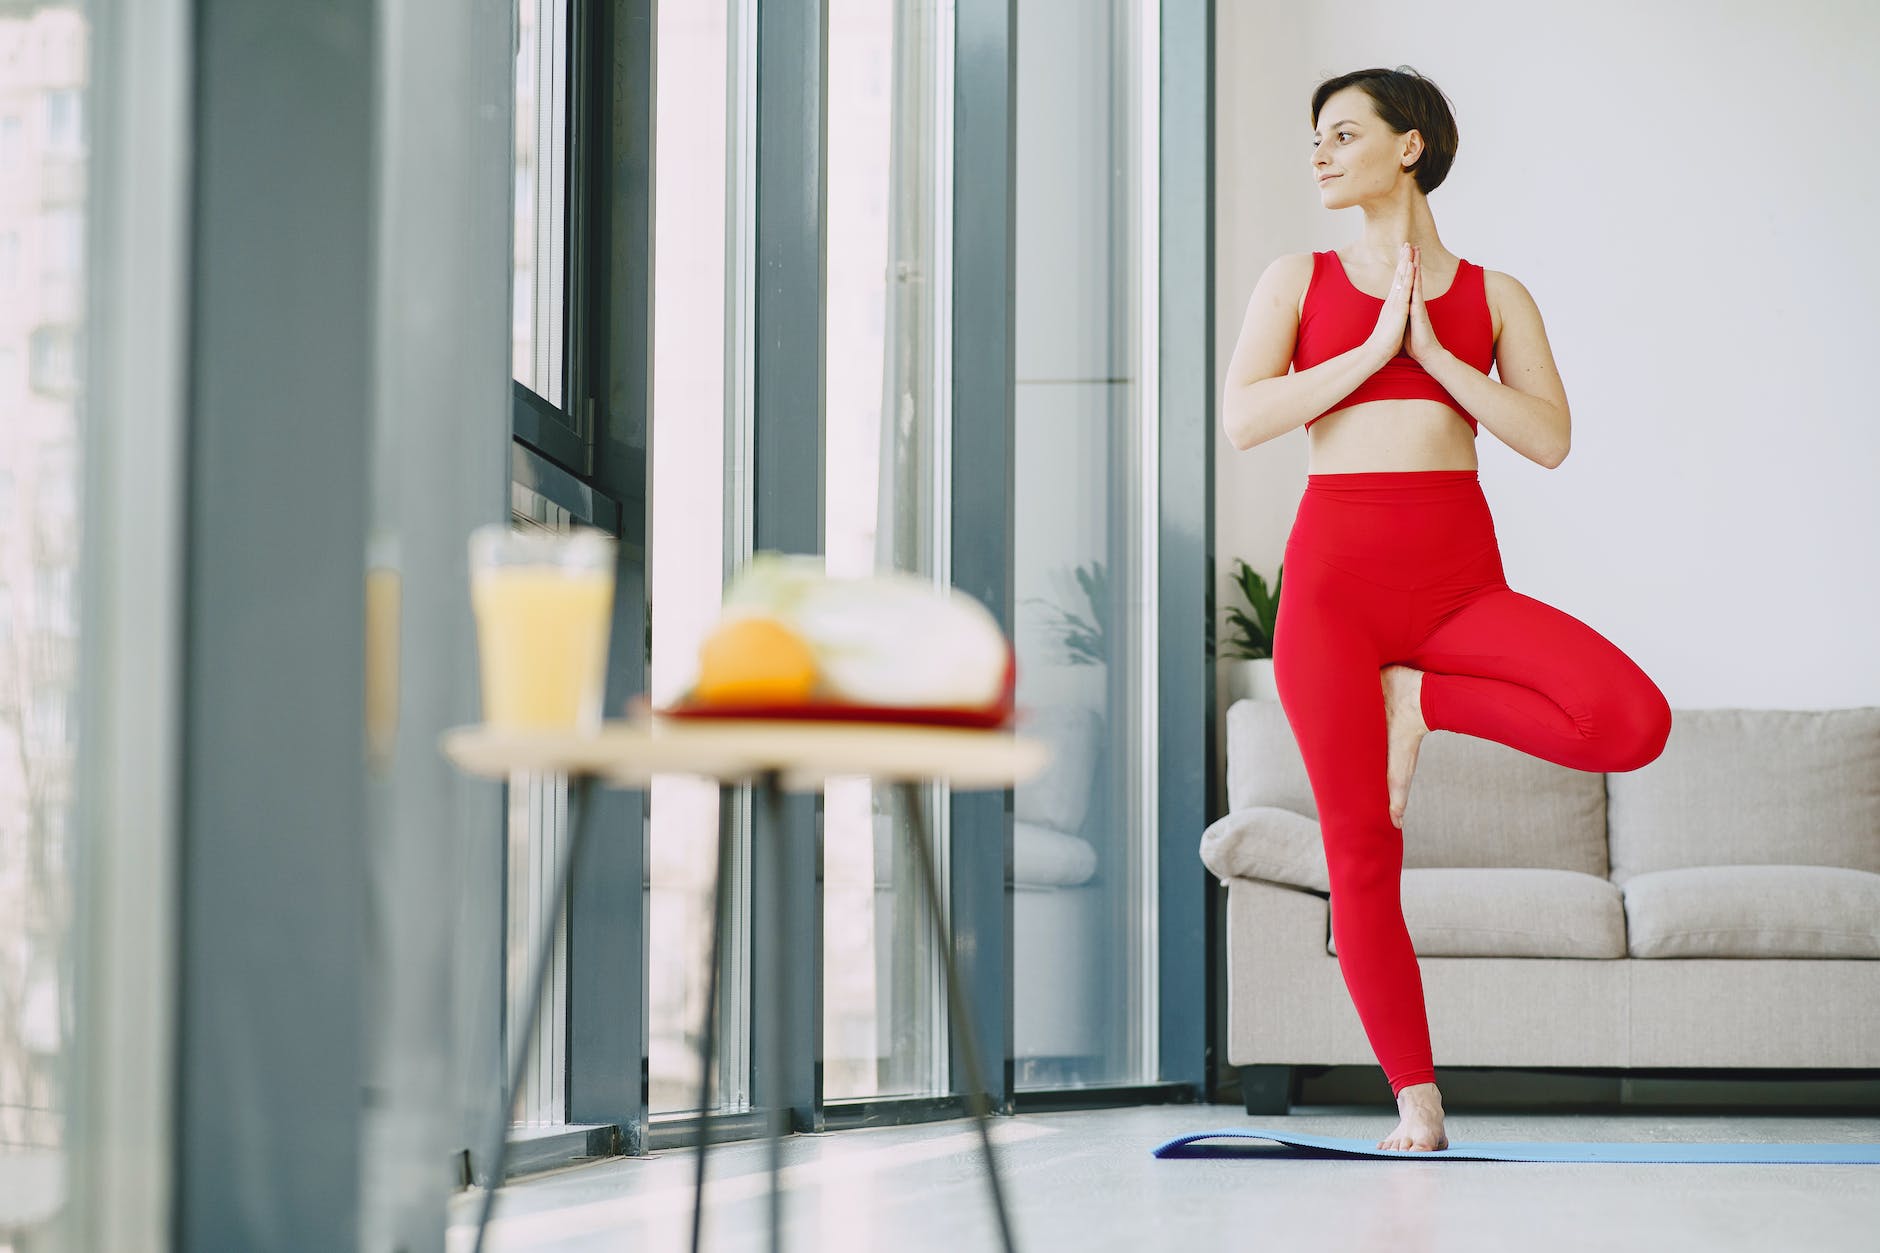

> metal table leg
[896,782,1020,1252]
[687,771,1017,1253]
[688,769,790,1253]
[689,784,739,1252]
[757,769,789,1252]
[471,773,598,1253]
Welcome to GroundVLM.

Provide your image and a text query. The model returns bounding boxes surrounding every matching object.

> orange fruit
[693,615,819,705]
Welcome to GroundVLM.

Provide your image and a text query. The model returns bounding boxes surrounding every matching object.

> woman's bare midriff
[1295,252,1501,475]
[1305,400,1480,474]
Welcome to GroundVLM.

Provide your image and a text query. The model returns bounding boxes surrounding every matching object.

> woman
[1220,66,1672,1153]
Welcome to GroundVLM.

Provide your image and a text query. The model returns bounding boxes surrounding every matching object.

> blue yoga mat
[1152,1126,1880,1164]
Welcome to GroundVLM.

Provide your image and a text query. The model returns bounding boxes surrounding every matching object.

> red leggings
[1272,470,1671,1097]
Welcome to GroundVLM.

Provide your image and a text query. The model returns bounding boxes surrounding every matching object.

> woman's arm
[1421,270,1571,468]
[1223,254,1396,451]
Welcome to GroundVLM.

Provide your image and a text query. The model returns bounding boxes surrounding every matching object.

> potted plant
[1214,557,1282,704]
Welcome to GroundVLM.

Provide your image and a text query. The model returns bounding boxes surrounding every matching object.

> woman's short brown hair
[1311,65,1459,196]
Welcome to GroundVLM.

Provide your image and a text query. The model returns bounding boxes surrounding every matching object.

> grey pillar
[176,1,375,1247]
[362,0,514,1247]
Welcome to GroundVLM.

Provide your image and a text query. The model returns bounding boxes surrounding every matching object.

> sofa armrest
[1201,806,1330,895]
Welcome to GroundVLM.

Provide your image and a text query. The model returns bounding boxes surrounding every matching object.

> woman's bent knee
[1608,682,1672,772]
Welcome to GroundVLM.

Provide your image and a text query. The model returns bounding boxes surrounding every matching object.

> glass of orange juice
[469,524,617,732]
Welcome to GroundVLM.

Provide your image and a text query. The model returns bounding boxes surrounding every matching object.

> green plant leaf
[1221,556,1285,659]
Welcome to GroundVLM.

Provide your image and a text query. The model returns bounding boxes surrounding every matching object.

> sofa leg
[1240,1065,1296,1115]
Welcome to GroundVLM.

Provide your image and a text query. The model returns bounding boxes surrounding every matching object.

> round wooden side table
[442,711,1050,1253]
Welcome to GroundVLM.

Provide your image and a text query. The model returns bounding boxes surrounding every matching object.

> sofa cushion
[1326,868,1626,959]
[1225,700,1317,817]
[1200,806,1329,894]
[1606,708,1880,887]
[1621,864,1880,959]
[1227,698,1608,876]
[1013,703,1103,834]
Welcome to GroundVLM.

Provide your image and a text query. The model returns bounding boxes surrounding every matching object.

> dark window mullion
[1158,0,1211,1100]
[564,0,653,1150]
[949,0,1018,1117]
[750,0,829,1134]
[513,378,591,479]
[561,0,593,475]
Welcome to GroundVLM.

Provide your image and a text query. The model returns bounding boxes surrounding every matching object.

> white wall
[1214,0,1880,748]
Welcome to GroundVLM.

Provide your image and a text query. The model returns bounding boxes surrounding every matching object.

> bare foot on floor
[1378,1082,1449,1151]
[1380,664,1428,830]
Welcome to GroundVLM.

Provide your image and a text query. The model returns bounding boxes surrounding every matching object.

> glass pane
[821,0,951,1103]
[1012,0,1154,1089]
[513,0,567,406]
[502,497,574,1129]
[0,0,88,1235]
[647,0,735,1118]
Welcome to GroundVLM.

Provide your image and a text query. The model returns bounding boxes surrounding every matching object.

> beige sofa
[1204,697,1880,1114]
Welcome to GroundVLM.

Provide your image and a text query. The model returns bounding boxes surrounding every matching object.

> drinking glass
[469,524,617,731]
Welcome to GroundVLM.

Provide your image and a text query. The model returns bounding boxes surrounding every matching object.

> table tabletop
[440,711,1052,791]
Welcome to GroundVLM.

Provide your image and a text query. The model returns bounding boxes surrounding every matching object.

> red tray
[648,653,1018,730]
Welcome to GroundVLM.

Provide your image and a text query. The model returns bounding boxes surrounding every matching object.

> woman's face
[1311,91,1415,203]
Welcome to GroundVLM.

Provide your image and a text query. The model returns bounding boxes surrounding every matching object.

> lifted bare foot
[1378,1082,1449,1151]
[1380,664,1428,830]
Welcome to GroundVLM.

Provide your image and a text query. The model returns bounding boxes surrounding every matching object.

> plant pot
[1221,657,1279,705]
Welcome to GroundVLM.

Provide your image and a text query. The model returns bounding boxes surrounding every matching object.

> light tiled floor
[445,1102,1880,1252]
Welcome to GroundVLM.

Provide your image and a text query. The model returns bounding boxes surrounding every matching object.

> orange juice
[471,566,615,730]
[365,563,401,762]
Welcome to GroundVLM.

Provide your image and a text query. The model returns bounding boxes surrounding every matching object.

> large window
[511,0,1172,1145]
[646,0,737,1118]
[502,0,605,1136]
[820,0,952,1103]
[513,0,568,408]
[0,1,88,1236]
[644,0,960,1120]
[1011,0,1158,1089]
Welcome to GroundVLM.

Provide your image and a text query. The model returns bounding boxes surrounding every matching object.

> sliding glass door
[1012,0,1160,1090]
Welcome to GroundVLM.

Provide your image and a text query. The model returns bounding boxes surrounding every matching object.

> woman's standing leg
[1274,555,1437,1099]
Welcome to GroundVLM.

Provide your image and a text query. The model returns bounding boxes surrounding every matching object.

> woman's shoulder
[1266,249,1322,277]
[1251,250,1319,291]
[1276,251,1321,321]
[1476,263,1518,345]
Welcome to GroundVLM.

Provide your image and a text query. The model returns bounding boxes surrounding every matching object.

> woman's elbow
[1223,389,1269,452]
[1221,396,1249,451]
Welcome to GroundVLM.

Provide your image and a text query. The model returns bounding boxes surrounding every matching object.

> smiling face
[1311,87,1421,201]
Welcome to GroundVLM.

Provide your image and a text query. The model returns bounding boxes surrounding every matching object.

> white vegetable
[717,552,1009,706]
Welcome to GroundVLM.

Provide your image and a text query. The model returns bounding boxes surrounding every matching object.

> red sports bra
[1292,250,1495,434]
